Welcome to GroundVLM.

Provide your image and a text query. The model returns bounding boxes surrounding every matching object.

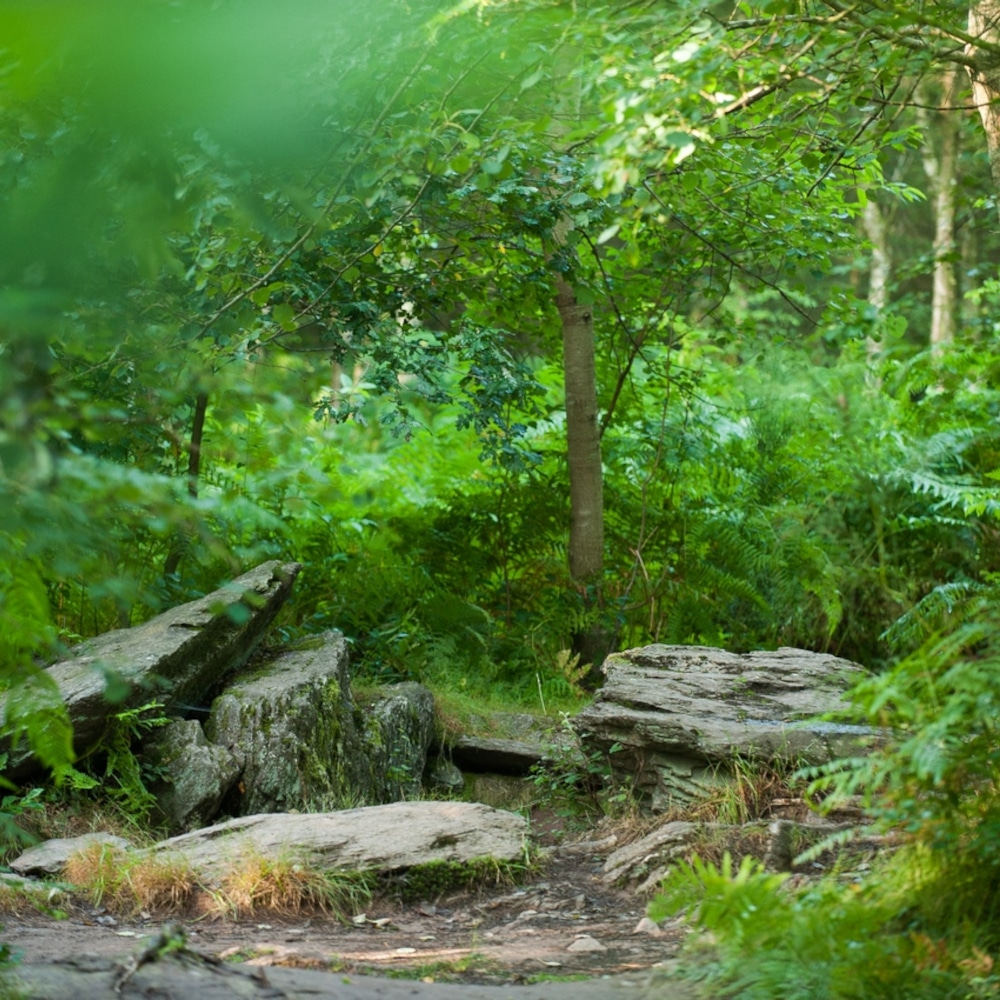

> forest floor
[0,810,702,999]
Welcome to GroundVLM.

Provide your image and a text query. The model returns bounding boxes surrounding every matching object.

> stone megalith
[573,644,873,811]
[141,720,242,832]
[205,633,436,816]
[3,561,301,782]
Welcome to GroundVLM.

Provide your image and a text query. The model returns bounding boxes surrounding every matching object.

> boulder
[574,644,873,811]
[446,712,551,776]
[11,832,133,877]
[364,682,436,800]
[3,561,301,781]
[140,720,241,831]
[450,736,546,776]
[425,757,465,793]
[601,821,702,892]
[204,634,435,816]
[147,801,529,881]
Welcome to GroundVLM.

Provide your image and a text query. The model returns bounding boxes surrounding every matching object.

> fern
[881,579,989,650]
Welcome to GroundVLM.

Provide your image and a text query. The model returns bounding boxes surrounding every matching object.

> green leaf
[272,303,296,331]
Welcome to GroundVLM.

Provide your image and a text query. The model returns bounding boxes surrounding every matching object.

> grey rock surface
[574,644,872,810]
[447,712,552,775]
[140,720,242,832]
[205,632,356,815]
[11,832,133,877]
[451,736,546,776]
[601,821,702,891]
[11,949,683,1000]
[205,635,436,815]
[425,757,465,793]
[3,561,300,781]
[365,681,436,800]
[147,801,530,881]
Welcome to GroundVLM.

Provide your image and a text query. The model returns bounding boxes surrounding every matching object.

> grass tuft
[210,849,375,920]
[64,842,196,915]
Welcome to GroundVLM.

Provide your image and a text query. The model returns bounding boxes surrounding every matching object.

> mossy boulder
[142,719,241,831]
[3,560,300,782]
[204,633,434,818]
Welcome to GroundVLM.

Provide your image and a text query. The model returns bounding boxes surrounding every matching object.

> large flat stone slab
[149,801,529,880]
[3,561,300,781]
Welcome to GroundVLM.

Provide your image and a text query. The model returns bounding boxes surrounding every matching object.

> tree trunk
[920,70,961,351]
[163,391,209,578]
[555,276,604,584]
[968,1,1000,221]
[860,195,891,360]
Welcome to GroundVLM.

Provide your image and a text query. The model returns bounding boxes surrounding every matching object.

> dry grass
[62,839,375,921]
[683,758,802,825]
[208,849,374,920]
[119,854,198,914]
[63,842,196,915]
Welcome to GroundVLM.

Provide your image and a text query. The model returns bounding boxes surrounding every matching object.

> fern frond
[881,580,990,650]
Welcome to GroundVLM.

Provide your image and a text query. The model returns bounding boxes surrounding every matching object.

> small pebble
[633,917,663,937]
[567,934,607,953]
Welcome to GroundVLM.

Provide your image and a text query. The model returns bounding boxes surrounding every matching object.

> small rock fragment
[567,935,607,953]
[633,917,663,936]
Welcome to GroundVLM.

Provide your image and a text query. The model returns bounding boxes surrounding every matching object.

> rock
[556,835,618,856]
[139,720,241,832]
[365,682,436,800]
[205,634,435,815]
[763,818,796,872]
[3,561,300,781]
[601,821,702,891]
[465,774,536,812]
[574,644,873,810]
[567,935,607,952]
[12,946,688,1000]
[448,713,551,776]
[633,917,663,936]
[425,757,465,793]
[11,832,133,877]
[147,801,529,881]
[451,736,547,776]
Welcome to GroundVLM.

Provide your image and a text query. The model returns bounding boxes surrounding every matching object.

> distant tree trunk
[163,391,208,578]
[968,1,1000,222]
[860,195,891,360]
[555,275,604,584]
[920,70,961,351]
[960,213,979,332]
[547,38,609,671]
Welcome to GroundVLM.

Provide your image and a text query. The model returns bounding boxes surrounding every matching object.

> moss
[391,855,533,903]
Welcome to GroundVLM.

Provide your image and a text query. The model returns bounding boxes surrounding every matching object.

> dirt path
[1,832,698,999]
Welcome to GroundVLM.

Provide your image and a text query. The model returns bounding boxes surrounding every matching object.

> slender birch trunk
[920,70,961,351]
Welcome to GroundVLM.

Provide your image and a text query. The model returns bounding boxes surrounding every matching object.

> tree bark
[968,1,1000,221]
[920,70,961,351]
[163,391,209,578]
[555,276,604,584]
[860,196,891,360]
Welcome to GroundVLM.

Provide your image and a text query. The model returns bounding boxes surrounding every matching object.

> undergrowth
[652,604,1000,999]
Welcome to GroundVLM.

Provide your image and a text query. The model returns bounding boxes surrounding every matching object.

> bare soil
[0,813,697,999]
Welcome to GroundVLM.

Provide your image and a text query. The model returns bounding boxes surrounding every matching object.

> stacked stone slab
[573,644,874,812]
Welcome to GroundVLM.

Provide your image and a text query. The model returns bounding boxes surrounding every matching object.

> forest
[4,0,1000,996]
